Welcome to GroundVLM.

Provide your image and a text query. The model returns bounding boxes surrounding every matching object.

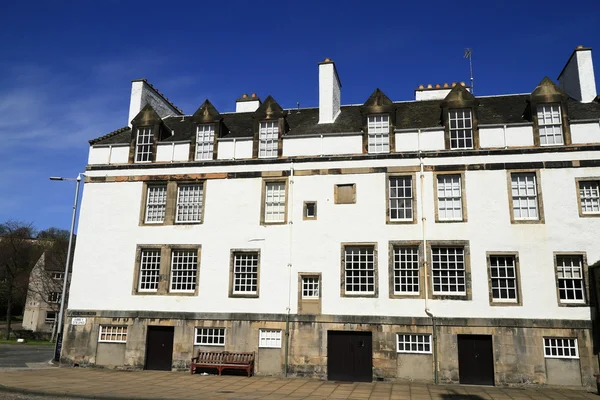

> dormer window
[367,114,390,153]
[195,124,215,160]
[536,104,563,145]
[448,109,473,150]
[259,121,278,158]
[135,127,153,163]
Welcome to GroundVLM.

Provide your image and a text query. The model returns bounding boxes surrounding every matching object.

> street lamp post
[49,174,83,362]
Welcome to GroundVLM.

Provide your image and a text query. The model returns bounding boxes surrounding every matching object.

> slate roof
[90,95,600,145]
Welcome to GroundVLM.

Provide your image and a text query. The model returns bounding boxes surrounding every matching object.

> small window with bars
[537,104,563,145]
[194,328,225,346]
[448,109,473,149]
[302,276,320,299]
[489,255,518,303]
[145,185,167,223]
[264,181,286,223]
[578,180,600,215]
[544,338,578,359]
[176,183,204,223]
[431,247,466,295]
[393,247,419,295]
[196,124,215,160]
[138,249,161,292]
[135,127,153,163]
[98,326,128,343]
[48,292,61,304]
[344,246,376,295]
[437,175,463,221]
[397,334,432,354]
[170,250,198,293]
[45,311,56,323]
[232,252,259,295]
[511,173,539,220]
[259,121,278,158]
[556,255,586,304]
[367,114,390,153]
[389,177,413,221]
[259,329,282,348]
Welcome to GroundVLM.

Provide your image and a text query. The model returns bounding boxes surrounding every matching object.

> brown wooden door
[145,326,174,371]
[327,331,372,382]
[458,335,495,385]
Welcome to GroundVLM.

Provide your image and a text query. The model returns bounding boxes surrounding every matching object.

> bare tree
[0,221,42,339]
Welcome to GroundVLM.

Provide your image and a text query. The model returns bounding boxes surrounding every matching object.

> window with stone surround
[45,311,56,324]
[388,176,414,222]
[544,338,578,359]
[176,183,204,223]
[555,255,586,304]
[488,255,519,304]
[98,326,128,343]
[134,127,153,163]
[145,185,167,223]
[396,334,432,354]
[194,328,225,346]
[262,181,287,224]
[342,245,376,296]
[367,114,390,153]
[537,104,564,145]
[448,109,473,149]
[510,172,541,221]
[170,249,198,293]
[48,292,61,304]
[195,124,215,160]
[301,276,320,299]
[392,246,420,295]
[577,180,600,216]
[51,272,64,280]
[258,121,278,158]
[436,174,464,221]
[138,249,161,292]
[431,246,466,296]
[231,251,259,296]
[259,329,282,348]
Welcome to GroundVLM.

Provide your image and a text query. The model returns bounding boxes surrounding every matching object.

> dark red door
[458,335,495,385]
[145,326,174,371]
[327,331,372,382]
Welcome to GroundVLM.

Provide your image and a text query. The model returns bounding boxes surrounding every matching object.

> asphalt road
[0,344,54,368]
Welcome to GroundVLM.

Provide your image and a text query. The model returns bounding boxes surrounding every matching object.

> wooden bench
[190,351,255,377]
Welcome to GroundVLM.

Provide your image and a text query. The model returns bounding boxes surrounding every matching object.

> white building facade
[62,47,600,387]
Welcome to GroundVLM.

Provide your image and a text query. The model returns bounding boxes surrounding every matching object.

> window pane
[259,121,278,158]
[196,124,215,160]
[579,181,600,214]
[537,104,563,145]
[176,184,203,223]
[344,246,375,294]
[556,255,585,303]
[170,250,198,292]
[145,185,167,223]
[302,276,320,299]
[393,247,419,294]
[448,109,473,150]
[233,252,259,294]
[389,177,413,220]
[396,334,432,354]
[195,328,225,346]
[431,247,466,295]
[437,175,462,220]
[135,127,153,163]
[367,114,390,153]
[264,182,286,222]
[489,255,518,302]
[511,173,539,220]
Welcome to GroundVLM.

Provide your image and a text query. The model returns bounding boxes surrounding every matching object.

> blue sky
[1,0,599,232]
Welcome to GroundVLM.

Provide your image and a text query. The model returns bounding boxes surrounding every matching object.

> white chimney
[318,58,341,124]
[558,46,597,103]
[415,83,469,101]
[128,79,182,126]
[235,93,261,112]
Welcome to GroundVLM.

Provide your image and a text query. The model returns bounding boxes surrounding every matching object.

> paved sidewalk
[0,368,597,400]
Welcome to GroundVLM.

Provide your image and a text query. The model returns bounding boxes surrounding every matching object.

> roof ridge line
[89,126,130,145]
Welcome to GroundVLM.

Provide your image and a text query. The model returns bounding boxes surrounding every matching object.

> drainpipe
[502,124,508,149]
[418,129,438,384]
[232,138,237,160]
[171,142,176,162]
[320,134,324,156]
[284,161,295,377]
[107,145,113,165]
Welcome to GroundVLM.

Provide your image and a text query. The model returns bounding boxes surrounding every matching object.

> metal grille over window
[196,124,215,160]
[344,246,375,294]
[579,181,600,214]
[448,109,473,149]
[98,326,128,343]
[431,247,466,295]
[489,255,518,302]
[259,329,282,348]
[393,247,419,295]
[139,249,161,292]
[176,184,203,223]
[511,173,539,220]
[233,252,258,294]
[437,175,463,220]
[195,328,225,346]
[135,127,153,162]
[302,276,320,299]
[397,334,432,354]
[264,182,286,223]
[259,121,278,158]
[537,104,563,145]
[544,338,578,359]
[367,114,390,153]
[170,250,198,292]
[556,255,585,303]
[145,185,167,223]
[389,177,413,221]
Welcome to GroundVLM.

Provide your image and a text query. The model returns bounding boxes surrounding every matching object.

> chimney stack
[128,79,182,126]
[558,46,597,103]
[318,58,342,124]
[235,93,261,112]
[414,83,470,101]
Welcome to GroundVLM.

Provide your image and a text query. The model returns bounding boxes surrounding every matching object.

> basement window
[194,328,225,346]
[397,334,432,354]
[544,338,578,359]
[259,329,282,348]
[98,326,128,343]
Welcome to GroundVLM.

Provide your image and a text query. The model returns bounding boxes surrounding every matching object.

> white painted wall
[128,81,181,126]
[283,135,362,157]
[155,143,190,163]
[506,125,534,147]
[479,127,505,148]
[479,126,535,149]
[318,62,341,124]
[558,49,597,103]
[394,130,445,152]
[88,145,130,165]
[235,100,260,113]
[571,122,600,144]
[414,88,451,101]
[395,131,419,152]
[217,139,253,160]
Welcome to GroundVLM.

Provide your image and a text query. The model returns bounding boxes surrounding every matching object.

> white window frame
[51,272,64,280]
[145,185,168,224]
[138,249,161,292]
[388,176,413,222]
[194,327,225,346]
[45,311,56,324]
[232,252,259,295]
[259,329,282,348]
[344,246,375,295]
[579,180,600,215]
[392,246,420,295]
[169,249,198,293]
[437,175,463,221]
[511,173,539,220]
[544,338,578,359]
[431,247,466,295]
[48,292,61,304]
[135,127,153,163]
[556,255,586,304]
[448,109,473,150]
[537,104,564,145]
[195,123,215,160]
[367,114,390,153]
[489,255,518,303]
[175,183,204,223]
[301,276,320,299]
[259,121,278,158]
[396,334,432,354]
[98,326,128,343]
[264,181,286,223]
